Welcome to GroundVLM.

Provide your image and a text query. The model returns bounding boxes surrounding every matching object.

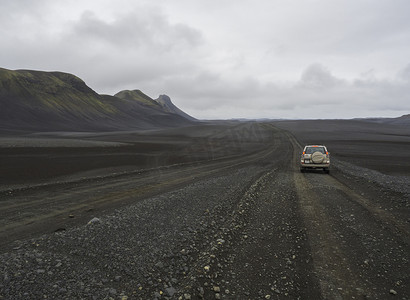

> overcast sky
[1,0,410,119]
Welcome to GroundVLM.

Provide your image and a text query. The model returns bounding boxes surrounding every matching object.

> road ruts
[288,132,410,299]
[179,125,323,299]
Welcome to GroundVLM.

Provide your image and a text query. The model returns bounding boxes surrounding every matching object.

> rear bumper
[300,163,330,169]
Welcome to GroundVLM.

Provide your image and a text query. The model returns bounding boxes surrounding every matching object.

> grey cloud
[299,64,345,89]
[176,63,410,119]
[398,63,410,81]
[69,9,203,51]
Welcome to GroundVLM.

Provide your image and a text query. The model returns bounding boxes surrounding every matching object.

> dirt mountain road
[1,123,409,299]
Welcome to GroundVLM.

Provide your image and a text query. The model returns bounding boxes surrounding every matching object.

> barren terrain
[1,120,409,299]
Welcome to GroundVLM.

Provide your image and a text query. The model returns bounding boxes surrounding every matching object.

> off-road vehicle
[300,145,330,173]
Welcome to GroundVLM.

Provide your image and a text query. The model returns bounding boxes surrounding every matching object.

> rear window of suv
[305,147,325,154]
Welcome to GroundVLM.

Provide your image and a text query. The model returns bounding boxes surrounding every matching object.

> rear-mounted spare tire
[311,151,325,164]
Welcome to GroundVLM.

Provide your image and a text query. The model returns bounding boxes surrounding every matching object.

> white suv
[300,145,330,173]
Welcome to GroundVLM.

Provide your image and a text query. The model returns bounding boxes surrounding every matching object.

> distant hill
[115,90,196,121]
[0,68,195,131]
[354,114,410,126]
[114,89,162,109]
[155,95,196,121]
[392,114,410,125]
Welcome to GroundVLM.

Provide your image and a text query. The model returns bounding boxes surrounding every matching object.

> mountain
[392,114,410,125]
[114,89,162,109]
[155,95,196,121]
[0,68,195,131]
[114,90,196,121]
[355,114,410,126]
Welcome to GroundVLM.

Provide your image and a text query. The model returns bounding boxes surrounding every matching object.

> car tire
[324,168,330,174]
[311,151,325,164]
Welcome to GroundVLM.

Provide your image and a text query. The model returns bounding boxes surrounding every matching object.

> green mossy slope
[114,90,161,109]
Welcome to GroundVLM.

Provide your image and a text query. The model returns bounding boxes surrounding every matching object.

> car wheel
[300,168,305,173]
[324,168,330,174]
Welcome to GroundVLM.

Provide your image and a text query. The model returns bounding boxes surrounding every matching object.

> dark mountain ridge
[353,114,410,126]
[155,94,197,121]
[0,68,195,131]
[114,89,162,109]
[114,90,196,121]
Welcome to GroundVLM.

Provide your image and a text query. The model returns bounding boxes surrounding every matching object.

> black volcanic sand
[1,120,409,299]
[273,119,410,176]
[1,119,409,187]
[0,121,271,187]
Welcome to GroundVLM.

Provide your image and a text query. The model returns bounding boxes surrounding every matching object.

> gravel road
[1,123,409,299]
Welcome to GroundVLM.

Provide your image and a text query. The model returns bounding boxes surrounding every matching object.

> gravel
[1,136,409,299]
[0,166,264,299]
[333,158,410,197]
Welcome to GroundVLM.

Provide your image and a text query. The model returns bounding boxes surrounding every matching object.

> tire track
[288,130,410,299]
[288,131,410,245]
[178,126,322,299]
[288,132,373,299]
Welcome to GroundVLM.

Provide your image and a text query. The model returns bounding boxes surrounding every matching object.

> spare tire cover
[311,151,325,164]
